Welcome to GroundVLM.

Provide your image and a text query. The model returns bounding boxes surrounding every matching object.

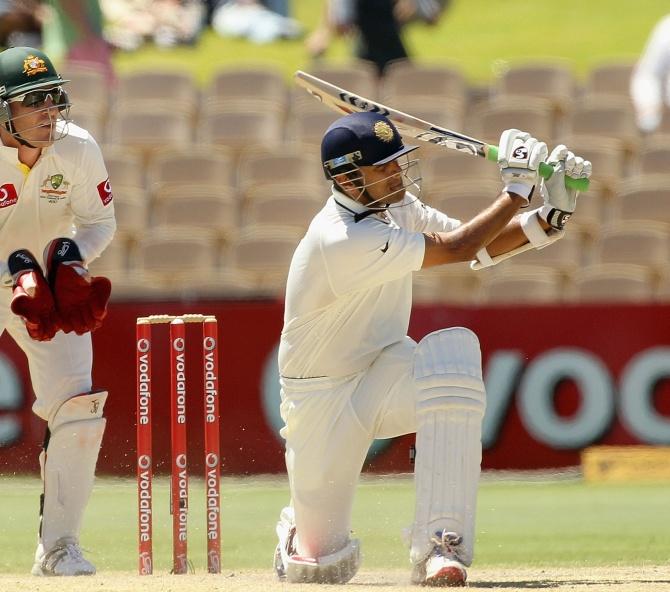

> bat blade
[294,70,488,159]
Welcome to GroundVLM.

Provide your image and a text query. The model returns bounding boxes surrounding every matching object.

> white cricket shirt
[631,15,670,132]
[279,188,460,378]
[0,122,115,287]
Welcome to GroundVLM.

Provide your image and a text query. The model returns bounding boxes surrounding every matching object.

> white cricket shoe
[32,537,96,576]
[411,531,467,587]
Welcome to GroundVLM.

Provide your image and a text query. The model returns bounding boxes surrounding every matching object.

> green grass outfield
[113,0,670,84]
[1,473,669,575]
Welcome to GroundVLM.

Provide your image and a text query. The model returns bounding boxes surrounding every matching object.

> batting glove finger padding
[45,238,112,335]
[8,249,60,341]
[539,145,593,230]
[497,128,548,202]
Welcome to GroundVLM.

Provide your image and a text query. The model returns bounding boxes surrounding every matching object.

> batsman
[274,111,591,586]
[0,47,114,575]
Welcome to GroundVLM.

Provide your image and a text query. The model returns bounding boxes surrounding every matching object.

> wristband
[538,204,571,230]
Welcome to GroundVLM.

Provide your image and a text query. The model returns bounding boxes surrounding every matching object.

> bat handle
[485,145,590,192]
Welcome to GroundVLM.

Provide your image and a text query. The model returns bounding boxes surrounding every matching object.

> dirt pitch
[2,566,669,591]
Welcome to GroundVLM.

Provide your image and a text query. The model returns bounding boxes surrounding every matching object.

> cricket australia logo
[39,173,70,203]
[23,55,48,77]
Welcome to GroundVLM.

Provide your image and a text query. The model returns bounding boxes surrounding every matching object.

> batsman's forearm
[422,192,524,268]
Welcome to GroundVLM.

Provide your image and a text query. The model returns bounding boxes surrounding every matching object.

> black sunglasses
[10,87,68,108]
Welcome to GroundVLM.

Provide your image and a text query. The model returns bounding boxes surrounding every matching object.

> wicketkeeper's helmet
[0,47,71,144]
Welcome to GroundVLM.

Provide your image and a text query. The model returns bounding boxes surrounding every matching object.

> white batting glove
[538,145,593,230]
[497,129,548,204]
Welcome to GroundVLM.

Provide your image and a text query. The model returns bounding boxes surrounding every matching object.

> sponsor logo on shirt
[39,173,70,203]
[0,183,18,208]
[97,179,113,206]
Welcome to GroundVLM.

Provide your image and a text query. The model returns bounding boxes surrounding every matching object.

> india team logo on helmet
[374,120,394,143]
[22,55,48,77]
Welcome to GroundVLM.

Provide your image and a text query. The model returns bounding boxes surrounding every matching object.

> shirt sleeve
[69,133,116,264]
[321,218,425,295]
[391,192,462,233]
[631,16,670,132]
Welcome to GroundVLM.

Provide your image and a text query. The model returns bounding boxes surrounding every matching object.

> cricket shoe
[32,537,96,576]
[411,531,467,587]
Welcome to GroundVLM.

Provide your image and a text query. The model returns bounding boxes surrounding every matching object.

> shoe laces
[429,531,463,560]
[43,537,86,568]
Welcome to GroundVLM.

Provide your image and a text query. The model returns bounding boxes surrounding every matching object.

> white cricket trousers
[280,337,418,559]
[0,293,93,423]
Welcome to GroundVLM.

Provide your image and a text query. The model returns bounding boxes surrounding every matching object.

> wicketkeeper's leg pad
[411,328,486,566]
[39,390,107,551]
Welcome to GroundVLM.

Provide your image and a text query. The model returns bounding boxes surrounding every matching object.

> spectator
[100,0,206,51]
[41,1,114,83]
[631,14,670,133]
[0,1,42,48]
[211,0,302,44]
[306,0,450,77]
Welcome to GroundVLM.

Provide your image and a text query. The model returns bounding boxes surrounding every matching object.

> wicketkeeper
[274,111,591,586]
[0,47,115,576]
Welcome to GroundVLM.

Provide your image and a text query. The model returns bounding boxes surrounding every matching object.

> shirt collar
[331,186,388,222]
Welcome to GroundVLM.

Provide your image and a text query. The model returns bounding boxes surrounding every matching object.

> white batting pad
[411,328,486,566]
[286,538,361,584]
[40,391,107,551]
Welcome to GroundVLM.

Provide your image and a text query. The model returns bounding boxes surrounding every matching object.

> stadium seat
[287,110,340,146]
[62,64,109,129]
[583,61,635,101]
[150,186,239,242]
[468,96,556,146]
[610,175,670,223]
[241,184,324,231]
[570,263,654,303]
[115,71,199,119]
[412,263,483,305]
[656,273,670,302]
[591,221,669,272]
[102,146,146,190]
[107,108,194,159]
[147,145,235,193]
[197,109,284,154]
[564,97,639,154]
[227,225,302,281]
[480,264,564,304]
[495,62,575,115]
[380,62,468,124]
[632,138,670,175]
[425,180,506,221]
[421,151,501,190]
[111,185,150,243]
[203,67,287,112]
[135,226,220,278]
[236,147,325,193]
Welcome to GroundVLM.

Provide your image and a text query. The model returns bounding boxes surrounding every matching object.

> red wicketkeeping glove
[45,238,112,335]
[8,249,60,341]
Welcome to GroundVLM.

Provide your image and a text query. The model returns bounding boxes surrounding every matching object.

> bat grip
[486,145,590,192]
